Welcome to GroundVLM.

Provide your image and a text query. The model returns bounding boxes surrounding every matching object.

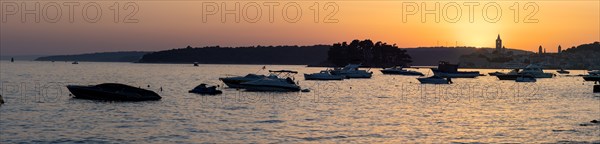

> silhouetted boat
[193,62,199,67]
[189,84,222,95]
[240,70,301,92]
[583,75,600,82]
[520,64,554,78]
[330,64,372,78]
[488,71,505,76]
[497,64,553,80]
[72,61,79,64]
[304,70,345,80]
[431,61,479,78]
[417,76,450,84]
[380,66,424,76]
[496,69,521,80]
[240,77,301,92]
[589,70,600,75]
[219,74,267,88]
[67,83,161,101]
[515,75,536,82]
[556,68,570,74]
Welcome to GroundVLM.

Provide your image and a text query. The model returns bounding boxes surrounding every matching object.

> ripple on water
[299,134,386,141]
[254,120,285,124]
[2,63,599,143]
[222,106,249,111]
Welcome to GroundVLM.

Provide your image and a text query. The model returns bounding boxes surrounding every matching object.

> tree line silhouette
[327,39,412,67]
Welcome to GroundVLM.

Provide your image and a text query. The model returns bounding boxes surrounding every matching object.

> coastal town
[459,35,600,69]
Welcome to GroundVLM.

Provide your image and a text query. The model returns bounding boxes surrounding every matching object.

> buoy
[594,85,599,93]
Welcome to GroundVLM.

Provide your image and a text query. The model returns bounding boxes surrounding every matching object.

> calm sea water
[0,61,599,143]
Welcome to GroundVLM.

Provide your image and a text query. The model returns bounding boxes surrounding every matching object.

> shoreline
[6,60,596,70]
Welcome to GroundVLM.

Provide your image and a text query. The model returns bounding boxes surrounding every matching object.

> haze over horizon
[1,1,598,56]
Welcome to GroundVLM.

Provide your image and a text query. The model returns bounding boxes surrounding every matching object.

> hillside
[137,45,329,65]
[138,45,511,66]
[35,51,148,62]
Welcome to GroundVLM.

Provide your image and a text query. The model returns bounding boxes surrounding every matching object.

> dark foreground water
[1,61,599,143]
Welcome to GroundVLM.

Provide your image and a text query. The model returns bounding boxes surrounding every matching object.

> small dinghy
[67,83,162,101]
[189,84,222,95]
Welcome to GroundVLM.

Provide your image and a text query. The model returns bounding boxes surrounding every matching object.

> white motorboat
[417,76,450,84]
[380,66,424,76]
[520,64,554,78]
[304,70,345,80]
[219,74,267,88]
[497,65,554,80]
[240,77,301,92]
[330,64,373,78]
[240,70,301,92]
[515,75,536,82]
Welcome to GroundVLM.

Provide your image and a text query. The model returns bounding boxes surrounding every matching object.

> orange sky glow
[1,1,598,55]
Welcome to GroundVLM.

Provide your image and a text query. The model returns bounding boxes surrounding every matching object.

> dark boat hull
[432,69,480,78]
[496,74,520,80]
[67,84,161,101]
[583,76,600,82]
[189,90,222,95]
[219,76,265,88]
[380,70,424,76]
[219,79,247,88]
[239,83,301,92]
[303,73,345,80]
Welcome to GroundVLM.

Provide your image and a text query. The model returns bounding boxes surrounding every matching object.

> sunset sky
[1,1,598,55]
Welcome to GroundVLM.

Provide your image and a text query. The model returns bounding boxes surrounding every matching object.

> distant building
[539,45,543,54]
[558,45,562,53]
[496,34,503,53]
